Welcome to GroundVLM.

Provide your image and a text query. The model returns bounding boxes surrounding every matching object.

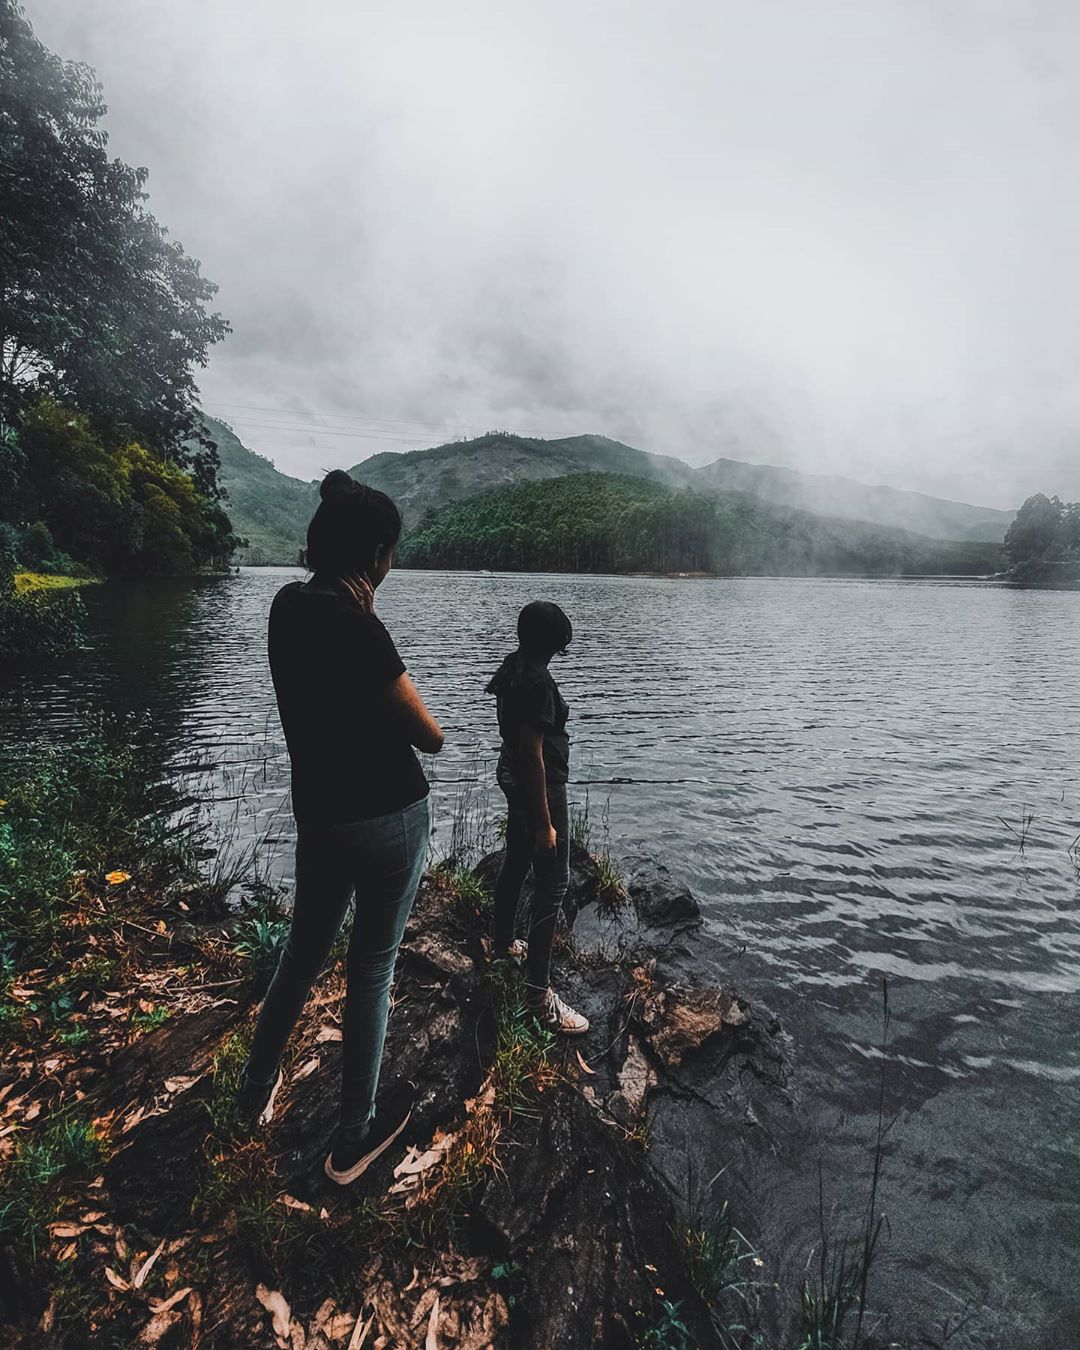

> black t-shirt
[268,582,429,824]
[486,652,570,784]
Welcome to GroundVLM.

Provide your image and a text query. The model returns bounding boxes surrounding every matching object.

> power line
[208,401,488,435]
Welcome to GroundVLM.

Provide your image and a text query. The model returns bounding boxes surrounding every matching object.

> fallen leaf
[164,1075,199,1094]
[425,1294,441,1349]
[105,871,131,886]
[315,1026,342,1043]
[256,1283,292,1341]
[155,920,166,934]
[24,1101,41,1122]
[148,1286,191,1314]
[122,1106,146,1133]
[319,1206,330,1221]
[49,1221,89,1239]
[132,1238,165,1289]
[138,1310,182,1345]
[575,1049,596,1075]
[393,1144,449,1178]
[347,1309,375,1350]
[57,1241,78,1261]
[279,1194,312,1212]
[294,1057,319,1080]
[80,1209,106,1222]
[104,1266,131,1291]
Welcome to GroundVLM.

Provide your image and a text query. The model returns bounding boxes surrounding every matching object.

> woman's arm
[380,673,445,753]
[518,724,556,852]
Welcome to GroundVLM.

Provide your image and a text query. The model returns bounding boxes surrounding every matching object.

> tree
[1004,494,1063,563]
[0,2,229,465]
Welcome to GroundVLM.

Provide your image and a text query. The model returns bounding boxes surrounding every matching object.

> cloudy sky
[27,0,1080,506]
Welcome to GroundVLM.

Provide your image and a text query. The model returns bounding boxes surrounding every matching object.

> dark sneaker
[235,1068,283,1127]
[527,986,590,1036]
[324,1081,415,1186]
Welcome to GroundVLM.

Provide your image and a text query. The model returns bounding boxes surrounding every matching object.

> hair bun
[320,468,358,502]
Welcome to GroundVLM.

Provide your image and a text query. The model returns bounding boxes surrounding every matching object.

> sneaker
[507,938,528,964]
[324,1081,415,1186]
[236,1068,283,1127]
[527,986,590,1036]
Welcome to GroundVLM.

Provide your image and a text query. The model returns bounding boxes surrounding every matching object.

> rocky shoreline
[1,841,798,1348]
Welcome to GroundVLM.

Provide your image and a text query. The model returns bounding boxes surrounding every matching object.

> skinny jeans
[243,794,430,1135]
[492,768,569,990]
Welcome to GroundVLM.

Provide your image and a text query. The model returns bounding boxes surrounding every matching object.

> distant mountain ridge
[204,418,1015,566]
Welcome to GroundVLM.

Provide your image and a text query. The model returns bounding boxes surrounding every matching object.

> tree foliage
[397,474,1004,578]
[1004,493,1080,564]
[0,1,229,459]
[4,399,234,574]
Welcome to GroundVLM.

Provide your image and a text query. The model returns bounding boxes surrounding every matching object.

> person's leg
[492,784,533,955]
[337,794,431,1138]
[242,828,355,1095]
[524,784,569,991]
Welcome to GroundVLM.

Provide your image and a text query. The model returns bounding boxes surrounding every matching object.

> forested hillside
[349,431,697,522]
[200,416,316,565]
[398,474,1004,577]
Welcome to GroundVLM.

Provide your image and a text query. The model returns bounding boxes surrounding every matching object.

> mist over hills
[204,417,1014,569]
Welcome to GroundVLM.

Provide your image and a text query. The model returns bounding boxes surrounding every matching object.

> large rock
[472,841,600,929]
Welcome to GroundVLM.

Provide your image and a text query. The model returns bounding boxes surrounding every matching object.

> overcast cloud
[25,0,1080,506]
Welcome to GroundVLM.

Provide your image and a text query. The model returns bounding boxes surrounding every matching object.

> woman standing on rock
[237,469,444,1185]
[485,601,589,1035]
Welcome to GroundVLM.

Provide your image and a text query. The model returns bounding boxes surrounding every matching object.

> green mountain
[349,431,698,520]
[350,432,1012,543]
[206,419,1015,566]
[398,473,1004,577]
[203,416,317,565]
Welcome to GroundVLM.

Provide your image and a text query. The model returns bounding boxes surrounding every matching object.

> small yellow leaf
[105,871,131,886]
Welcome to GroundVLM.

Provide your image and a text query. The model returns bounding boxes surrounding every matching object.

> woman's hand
[535,822,557,854]
[339,571,374,614]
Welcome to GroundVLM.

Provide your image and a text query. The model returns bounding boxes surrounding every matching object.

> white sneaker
[528,986,589,1036]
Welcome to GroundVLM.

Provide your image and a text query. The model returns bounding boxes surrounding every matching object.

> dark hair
[517,600,572,656]
[306,469,402,578]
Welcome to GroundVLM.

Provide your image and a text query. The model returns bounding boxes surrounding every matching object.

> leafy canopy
[0,1,229,468]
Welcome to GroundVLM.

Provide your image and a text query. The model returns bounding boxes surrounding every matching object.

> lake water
[2,567,1078,1346]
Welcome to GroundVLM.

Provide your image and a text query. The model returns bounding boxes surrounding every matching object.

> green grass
[0,1115,107,1257]
[640,1299,695,1349]
[233,880,289,986]
[681,1199,764,1347]
[433,859,492,926]
[12,572,94,595]
[595,850,629,916]
[489,971,555,1113]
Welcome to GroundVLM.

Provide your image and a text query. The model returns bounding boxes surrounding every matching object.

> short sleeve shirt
[488,654,570,784]
[268,582,429,823]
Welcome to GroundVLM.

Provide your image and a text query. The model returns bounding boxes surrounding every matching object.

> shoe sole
[323,1107,413,1186]
[257,1069,284,1126]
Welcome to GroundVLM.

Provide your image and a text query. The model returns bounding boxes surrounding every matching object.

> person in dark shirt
[485,601,589,1035]
[238,469,444,1186]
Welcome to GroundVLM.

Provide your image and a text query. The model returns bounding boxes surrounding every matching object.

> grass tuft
[0,1115,107,1257]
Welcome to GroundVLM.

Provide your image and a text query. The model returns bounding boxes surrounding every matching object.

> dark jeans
[243,794,430,1135]
[493,770,569,990]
